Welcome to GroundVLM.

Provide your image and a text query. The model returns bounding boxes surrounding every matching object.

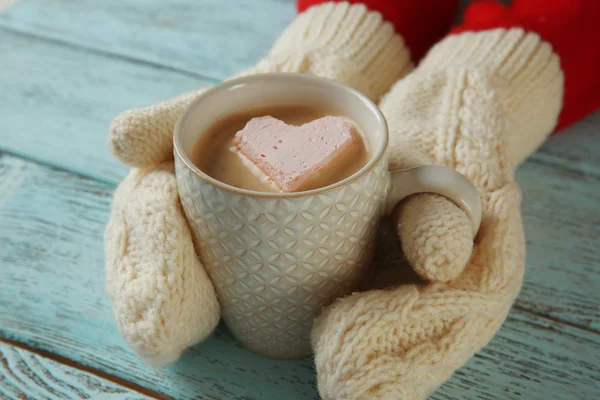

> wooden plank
[0,29,215,184]
[517,158,600,330]
[0,153,598,399]
[0,0,294,81]
[0,341,153,400]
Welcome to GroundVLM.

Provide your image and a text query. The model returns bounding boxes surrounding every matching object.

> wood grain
[0,341,152,400]
[0,153,598,399]
[0,29,215,184]
[434,310,600,400]
[537,112,600,175]
[0,0,294,81]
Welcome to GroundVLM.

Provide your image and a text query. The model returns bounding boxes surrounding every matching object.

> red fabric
[452,0,600,132]
[297,0,459,62]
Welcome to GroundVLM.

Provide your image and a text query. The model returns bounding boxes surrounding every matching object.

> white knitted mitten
[105,2,411,365]
[311,28,563,400]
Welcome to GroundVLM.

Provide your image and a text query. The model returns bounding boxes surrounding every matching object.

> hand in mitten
[453,0,600,132]
[384,0,599,284]
[105,2,417,365]
[310,7,575,400]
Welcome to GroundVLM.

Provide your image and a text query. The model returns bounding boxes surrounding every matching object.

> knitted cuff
[250,2,412,100]
[298,0,459,62]
[418,29,563,166]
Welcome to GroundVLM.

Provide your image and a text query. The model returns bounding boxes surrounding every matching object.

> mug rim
[173,73,389,199]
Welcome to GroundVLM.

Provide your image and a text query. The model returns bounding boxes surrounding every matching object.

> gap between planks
[0,337,169,400]
[512,304,600,336]
[0,148,119,188]
[0,25,219,83]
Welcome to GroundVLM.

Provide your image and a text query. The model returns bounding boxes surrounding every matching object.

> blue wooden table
[0,0,598,399]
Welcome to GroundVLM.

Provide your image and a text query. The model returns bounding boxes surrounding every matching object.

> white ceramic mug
[174,73,481,359]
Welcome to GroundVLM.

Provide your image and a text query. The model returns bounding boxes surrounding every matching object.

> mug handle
[384,165,482,238]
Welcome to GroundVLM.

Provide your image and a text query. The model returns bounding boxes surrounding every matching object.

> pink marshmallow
[233,116,358,192]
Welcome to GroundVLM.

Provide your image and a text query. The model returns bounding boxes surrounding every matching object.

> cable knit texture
[107,2,412,168]
[311,28,563,400]
[105,2,413,366]
[418,28,563,167]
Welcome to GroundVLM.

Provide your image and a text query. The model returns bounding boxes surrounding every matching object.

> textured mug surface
[176,153,388,358]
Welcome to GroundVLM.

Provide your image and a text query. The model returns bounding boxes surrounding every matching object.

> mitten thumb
[383,119,473,283]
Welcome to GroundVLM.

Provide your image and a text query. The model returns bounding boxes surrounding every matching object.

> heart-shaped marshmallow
[233,116,358,192]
